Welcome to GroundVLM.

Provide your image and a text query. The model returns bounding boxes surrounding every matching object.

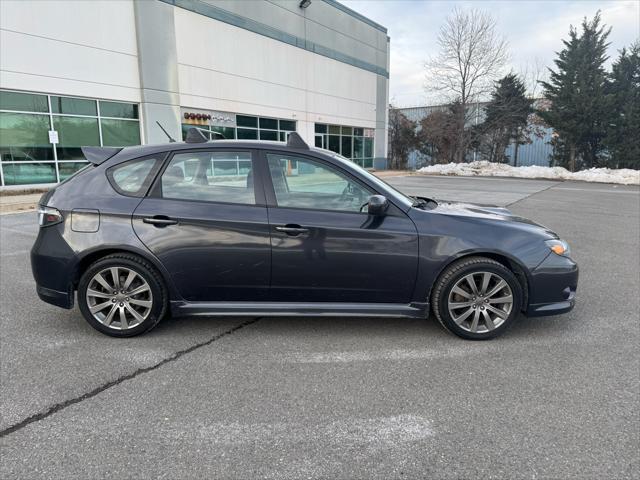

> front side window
[267,154,372,213]
[108,157,159,197]
[161,151,254,205]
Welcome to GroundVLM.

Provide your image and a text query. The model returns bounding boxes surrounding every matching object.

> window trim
[106,153,166,198]
[262,150,376,215]
[148,148,266,207]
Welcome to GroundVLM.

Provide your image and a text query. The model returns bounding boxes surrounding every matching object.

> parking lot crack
[0,317,262,438]
[506,181,563,207]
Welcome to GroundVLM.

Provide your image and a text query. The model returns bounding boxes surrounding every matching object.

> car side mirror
[367,195,389,216]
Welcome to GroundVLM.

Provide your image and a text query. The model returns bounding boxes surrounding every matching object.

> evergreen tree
[481,74,533,165]
[604,42,640,169]
[539,12,611,171]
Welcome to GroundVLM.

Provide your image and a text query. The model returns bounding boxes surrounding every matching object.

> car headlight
[545,239,570,257]
[37,205,63,227]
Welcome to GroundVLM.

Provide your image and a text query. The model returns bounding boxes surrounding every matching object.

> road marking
[553,187,639,194]
[0,249,30,258]
[282,347,478,363]
[190,414,434,445]
[0,226,37,237]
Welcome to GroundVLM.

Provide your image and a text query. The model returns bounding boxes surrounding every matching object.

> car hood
[428,200,559,239]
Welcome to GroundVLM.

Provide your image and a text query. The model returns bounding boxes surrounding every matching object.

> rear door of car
[262,150,419,304]
[132,148,271,302]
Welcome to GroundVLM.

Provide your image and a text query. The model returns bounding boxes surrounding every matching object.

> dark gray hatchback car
[31,130,578,340]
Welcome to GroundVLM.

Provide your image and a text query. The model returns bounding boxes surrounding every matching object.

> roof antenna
[156,121,176,143]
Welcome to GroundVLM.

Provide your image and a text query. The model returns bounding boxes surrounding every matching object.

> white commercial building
[0,0,389,187]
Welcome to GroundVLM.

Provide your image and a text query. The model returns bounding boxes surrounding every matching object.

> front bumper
[526,252,579,317]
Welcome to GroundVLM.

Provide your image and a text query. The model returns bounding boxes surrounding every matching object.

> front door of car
[132,149,271,302]
[264,152,419,304]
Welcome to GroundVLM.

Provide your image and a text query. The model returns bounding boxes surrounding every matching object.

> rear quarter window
[107,156,161,197]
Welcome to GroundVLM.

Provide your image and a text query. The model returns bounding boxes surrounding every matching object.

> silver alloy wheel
[85,266,153,330]
[447,271,513,333]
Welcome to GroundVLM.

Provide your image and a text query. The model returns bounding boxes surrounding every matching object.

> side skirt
[170,301,429,319]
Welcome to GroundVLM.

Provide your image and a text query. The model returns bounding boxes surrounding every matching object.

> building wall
[0,0,140,102]
[173,5,380,142]
[0,0,389,187]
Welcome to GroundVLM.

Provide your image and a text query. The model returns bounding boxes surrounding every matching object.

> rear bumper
[526,253,578,317]
[31,223,77,309]
[36,284,74,309]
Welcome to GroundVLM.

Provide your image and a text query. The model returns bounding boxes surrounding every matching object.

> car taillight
[37,205,63,227]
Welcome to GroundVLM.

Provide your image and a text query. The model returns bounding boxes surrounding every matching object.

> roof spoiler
[81,146,123,165]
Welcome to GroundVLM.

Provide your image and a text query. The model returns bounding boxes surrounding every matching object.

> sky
[341,0,640,107]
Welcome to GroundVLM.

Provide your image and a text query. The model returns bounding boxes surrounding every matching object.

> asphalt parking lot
[1,175,639,479]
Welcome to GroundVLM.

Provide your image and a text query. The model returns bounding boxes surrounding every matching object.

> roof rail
[286,132,309,149]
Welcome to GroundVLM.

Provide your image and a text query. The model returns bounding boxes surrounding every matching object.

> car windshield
[329,153,417,208]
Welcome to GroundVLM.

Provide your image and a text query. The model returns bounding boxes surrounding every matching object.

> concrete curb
[0,202,37,215]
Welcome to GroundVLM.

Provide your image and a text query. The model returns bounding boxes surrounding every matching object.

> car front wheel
[431,256,522,340]
[78,253,168,337]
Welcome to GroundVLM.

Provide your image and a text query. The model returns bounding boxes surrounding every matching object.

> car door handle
[275,225,309,235]
[143,216,178,227]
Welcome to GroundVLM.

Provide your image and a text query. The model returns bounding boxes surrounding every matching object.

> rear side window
[160,151,255,205]
[107,156,160,197]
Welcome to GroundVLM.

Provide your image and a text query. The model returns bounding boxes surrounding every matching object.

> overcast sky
[341,0,640,107]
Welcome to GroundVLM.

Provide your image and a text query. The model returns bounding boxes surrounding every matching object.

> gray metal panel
[134,0,182,143]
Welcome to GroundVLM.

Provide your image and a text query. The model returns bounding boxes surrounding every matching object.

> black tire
[78,253,168,337]
[431,256,522,340]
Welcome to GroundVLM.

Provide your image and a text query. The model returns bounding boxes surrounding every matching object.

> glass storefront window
[259,130,278,141]
[236,115,258,128]
[237,128,258,140]
[353,137,364,159]
[259,117,278,130]
[328,135,340,153]
[364,138,374,158]
[51,96,97,116]
[101,119,141,146]
[1,90,141,186]
[181,115,295,144]
[0,112,54,162]
[2,163,57,185]
[212,126,235,140]
[315,123,375,168]
[279,120,296,131]
[0,91,49,113]
[58,162,89,180]
[100,101,138,119]
[341,136,352,157]
[53,116,100,160]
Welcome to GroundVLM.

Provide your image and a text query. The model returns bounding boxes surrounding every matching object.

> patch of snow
[417,161,640,185]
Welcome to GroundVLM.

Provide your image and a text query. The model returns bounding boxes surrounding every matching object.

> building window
[181,114,296,143]
[0,89,141,186]
[314,123,375,169]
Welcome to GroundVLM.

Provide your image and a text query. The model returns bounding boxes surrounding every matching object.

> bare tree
[426,8,509,162]
[388,106,417,170]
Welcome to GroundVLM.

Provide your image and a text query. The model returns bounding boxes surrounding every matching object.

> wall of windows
[0,90,140,186]
[181,114,296,142]
[314,124,375,169]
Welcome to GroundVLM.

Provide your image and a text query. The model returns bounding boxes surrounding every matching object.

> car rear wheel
[78,254,168,337]
[431,256,522,340]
